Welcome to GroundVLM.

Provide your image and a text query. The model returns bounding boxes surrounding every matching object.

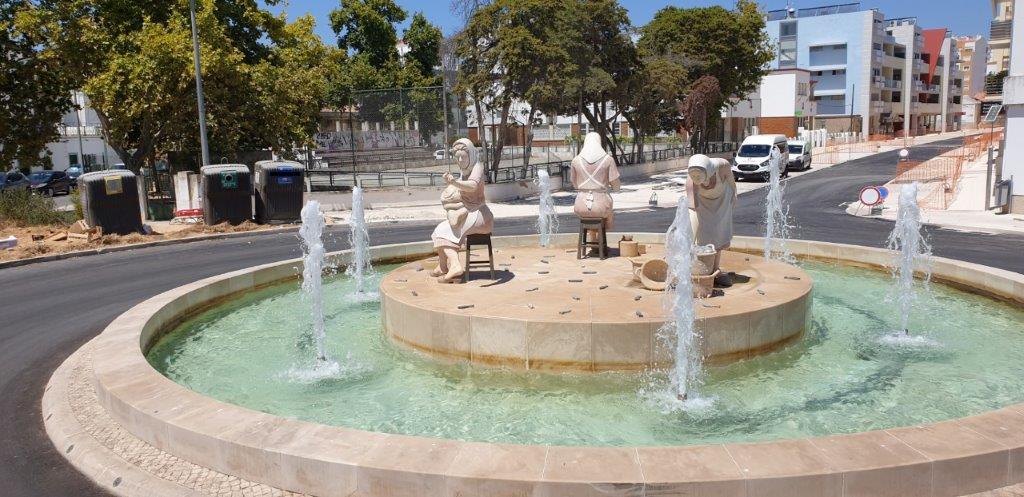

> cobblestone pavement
[66,345,305,497]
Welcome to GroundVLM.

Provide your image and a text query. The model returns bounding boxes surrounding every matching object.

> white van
[787,139,812,171]
[731,134,789,181]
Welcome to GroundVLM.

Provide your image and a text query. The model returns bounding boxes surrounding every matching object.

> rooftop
[766,2,866,21]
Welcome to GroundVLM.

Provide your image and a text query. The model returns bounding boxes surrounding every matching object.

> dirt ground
[0,220,278,262]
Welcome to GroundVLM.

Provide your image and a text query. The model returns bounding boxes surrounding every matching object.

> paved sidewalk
[851,150,1024,235]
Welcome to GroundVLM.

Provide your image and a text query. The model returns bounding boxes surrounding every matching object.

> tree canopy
[18,0,331,170]
[1,0,76,170]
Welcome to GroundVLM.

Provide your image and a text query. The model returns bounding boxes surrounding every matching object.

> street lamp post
[189,0,211,167]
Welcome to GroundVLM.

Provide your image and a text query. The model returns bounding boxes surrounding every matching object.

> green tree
[638,0,773,147]
[1,0,75,171]
[455,0,578,171]
[327,1,444,150]
[23,0,330,171]
[404,13,441,76]
[618,54,688,159]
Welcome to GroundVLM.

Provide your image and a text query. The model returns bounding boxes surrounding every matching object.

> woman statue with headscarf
[570,132,621,245]
[430,138,494,283]
[686,154,737,287]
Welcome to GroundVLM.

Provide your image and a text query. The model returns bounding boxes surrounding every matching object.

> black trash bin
[201,164,252,225]
[77,170,143,235]
[254,160,304,223]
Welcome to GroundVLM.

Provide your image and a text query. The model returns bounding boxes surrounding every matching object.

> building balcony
[884,79,902,89]
[990,20,1012,42]
[58,125,102,137]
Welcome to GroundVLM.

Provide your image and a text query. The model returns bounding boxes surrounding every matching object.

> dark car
[66,165,83,184]
[29,170,73,196]
[0,171,30,193]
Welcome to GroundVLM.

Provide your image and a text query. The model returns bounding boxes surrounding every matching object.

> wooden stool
[463,233,495,282]
[577,218,607,260]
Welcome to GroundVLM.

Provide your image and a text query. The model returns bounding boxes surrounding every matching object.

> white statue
[570,132,621,241]
[430,139,494,283]
[685,154,737,286]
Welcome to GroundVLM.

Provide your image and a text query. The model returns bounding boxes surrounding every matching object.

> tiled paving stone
[66,346,306,497]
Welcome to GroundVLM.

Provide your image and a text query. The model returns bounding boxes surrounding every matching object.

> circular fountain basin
[68,234,1024,497]
[380,246,811,371]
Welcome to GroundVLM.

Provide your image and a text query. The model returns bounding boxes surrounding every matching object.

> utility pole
[189,0,211,167]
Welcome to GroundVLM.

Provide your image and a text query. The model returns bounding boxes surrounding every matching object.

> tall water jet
[299,200,328,362]
[536,169,559,246]
[346,186,375,297]
[887,182,932,335]
[664,195,701,401]
[763,146,791,261]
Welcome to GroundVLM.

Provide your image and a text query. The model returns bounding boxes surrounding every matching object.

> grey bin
[77,170,143,235]
[201,164,252,225]
[254,160,304,223]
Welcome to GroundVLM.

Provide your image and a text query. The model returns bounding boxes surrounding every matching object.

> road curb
[0,225,300,271]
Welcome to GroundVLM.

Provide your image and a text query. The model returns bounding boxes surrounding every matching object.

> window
[779,37,797,68]
[738,144,771,157]
[780,21,797,37]
[797,82,808,96]
[69,153,79,166]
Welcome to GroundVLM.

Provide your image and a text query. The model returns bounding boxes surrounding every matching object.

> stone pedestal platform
[380,244,812,371]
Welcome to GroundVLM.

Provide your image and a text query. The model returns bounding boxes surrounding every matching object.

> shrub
[70,189,83,219]
[0,189,74,227]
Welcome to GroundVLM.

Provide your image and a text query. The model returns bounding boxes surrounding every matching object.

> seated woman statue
[570,132,621,246]
[430,138,494,283]
[685,153,737,287]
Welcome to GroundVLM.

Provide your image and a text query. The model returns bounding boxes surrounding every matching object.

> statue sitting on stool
[685,154,737,287]
[430,138,494,283]
[571,132,621,251]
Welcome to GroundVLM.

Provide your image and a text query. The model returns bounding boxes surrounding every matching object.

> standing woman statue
[686,154,737,287]
[571,132,621,243]
[430,138,494,283]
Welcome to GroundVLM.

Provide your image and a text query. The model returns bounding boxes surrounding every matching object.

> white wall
[761,73,797,117]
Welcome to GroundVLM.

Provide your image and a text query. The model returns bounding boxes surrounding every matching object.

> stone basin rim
[71,233,1024,497]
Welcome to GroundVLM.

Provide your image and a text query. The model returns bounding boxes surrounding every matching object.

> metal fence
[306,142,736,191]
[312,86,461,174]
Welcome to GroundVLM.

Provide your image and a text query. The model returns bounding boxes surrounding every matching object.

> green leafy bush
[0,189,74,226]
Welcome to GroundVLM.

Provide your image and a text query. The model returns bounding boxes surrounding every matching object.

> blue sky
[267,1,988,43]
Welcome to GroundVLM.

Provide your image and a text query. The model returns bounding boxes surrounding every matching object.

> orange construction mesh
[892,156,959,209]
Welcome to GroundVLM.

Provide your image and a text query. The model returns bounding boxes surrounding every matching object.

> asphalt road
[3,135,1022,497]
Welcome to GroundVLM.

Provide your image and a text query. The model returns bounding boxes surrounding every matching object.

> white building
[722,69,816,139]
[955,35,990,125]
[998,0,1024,213]
[44,91,120,171]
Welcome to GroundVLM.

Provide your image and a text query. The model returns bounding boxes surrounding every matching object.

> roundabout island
[381,245,811,371]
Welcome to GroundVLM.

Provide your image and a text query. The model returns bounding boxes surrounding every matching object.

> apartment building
[986,0,1014,111]
[990,0,1014,74]
[918,29,964,132]
[722,69,817,139]
[765,3,903,136]
[997,0,1024,213]
[955,35,990,125]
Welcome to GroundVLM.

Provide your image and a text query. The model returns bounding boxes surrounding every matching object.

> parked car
[29,170,73,196]
[66,165,83,184]
[731,134,789,181]
[0,171,31,193]
[786,140,812,171]
[433,149,448,160]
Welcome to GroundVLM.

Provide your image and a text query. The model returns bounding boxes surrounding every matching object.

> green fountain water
[147,262,1024,447]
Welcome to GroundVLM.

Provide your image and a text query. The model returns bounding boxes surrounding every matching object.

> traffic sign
[859,186,885,206]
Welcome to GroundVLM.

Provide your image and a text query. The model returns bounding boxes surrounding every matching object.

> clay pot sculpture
[639,259,670,291]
